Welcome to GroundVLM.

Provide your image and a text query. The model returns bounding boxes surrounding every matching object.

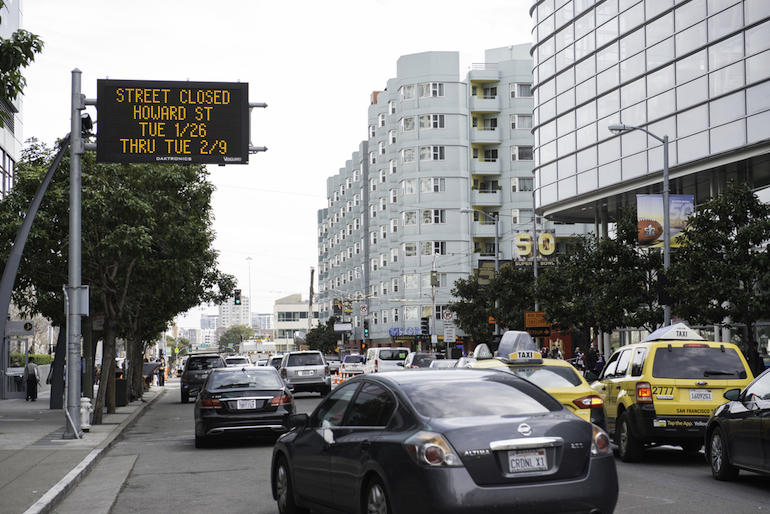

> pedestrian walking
[158,358,166,386]
[23,356,40,401]
[746,341,764,378]
[585,344,598,377]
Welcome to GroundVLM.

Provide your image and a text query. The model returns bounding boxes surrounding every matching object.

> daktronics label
[96,80,249,165]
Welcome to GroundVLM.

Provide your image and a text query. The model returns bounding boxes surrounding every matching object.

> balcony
[471,189,502,206]
[470,95,501,113]
[468,63,500,83]
[470,158,502,175]
[469,221,497,238]
[470,127,501,144]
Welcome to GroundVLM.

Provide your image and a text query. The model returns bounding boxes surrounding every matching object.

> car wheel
[275,456,308,514]
[709,427,739,481]
[617,411,644,463]
[681,440,702,453]
[181,391,189,404]
[364,477,390,514]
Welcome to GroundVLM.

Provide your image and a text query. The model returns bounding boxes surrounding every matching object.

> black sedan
[706,367,770,480]
[194,366,294,448]
[271,369,618,514]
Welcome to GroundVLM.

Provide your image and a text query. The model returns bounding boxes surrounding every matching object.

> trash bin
[115,378,128,406]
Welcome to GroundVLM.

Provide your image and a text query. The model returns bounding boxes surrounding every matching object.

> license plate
[237,399,256,410]
[508,449,547,473]
[298,370,315,376]
[690,389,713,401]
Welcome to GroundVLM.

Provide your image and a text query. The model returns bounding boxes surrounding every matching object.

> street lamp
[608,123,671,327]
[460,207,500,335]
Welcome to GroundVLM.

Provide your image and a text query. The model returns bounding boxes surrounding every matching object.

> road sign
[527,327,551,338]
[525,311,549,328]
[96,79,249,165]
[442,310,453,321]
[444,323,456,343]
[360,305,368,314]
[5,320,33,336]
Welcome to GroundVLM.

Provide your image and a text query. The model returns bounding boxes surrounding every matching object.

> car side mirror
[723,388,741,401]
[289,413,309,430]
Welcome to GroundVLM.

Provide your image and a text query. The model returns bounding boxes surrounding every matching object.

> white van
[364,347,411,374]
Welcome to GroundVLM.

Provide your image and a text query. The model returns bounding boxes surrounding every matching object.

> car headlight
[404,431,464,467]
[591,424,612,456]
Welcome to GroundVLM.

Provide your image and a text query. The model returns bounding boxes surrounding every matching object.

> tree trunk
[92,321,117,424]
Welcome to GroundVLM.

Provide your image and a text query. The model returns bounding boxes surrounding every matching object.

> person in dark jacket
[746,342,764,378]
[23,356,40,401]
[585,344,598,377]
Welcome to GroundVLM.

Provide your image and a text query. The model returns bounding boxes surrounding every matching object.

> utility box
[115,378,128,407]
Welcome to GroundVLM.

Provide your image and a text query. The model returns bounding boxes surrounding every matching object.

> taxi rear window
[652,347,748,379]
[489,364,584,387]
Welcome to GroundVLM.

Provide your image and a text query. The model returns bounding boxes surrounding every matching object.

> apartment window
[346,201,352,213]
[390,218,398,234]
[369,178,377,191]
[420,177,445,193]
[379,113,386,127]
[421,241,447,255]
[353,169,359,182]
[484,149,498,161]
[422,272,448,288]
[355,267,361,278]
[370,258,378,272]
[403,242,417,257]
[379,197,387,211]
[381,309,388,324]
[511,83,533,97]
[379,141,386,155]
[370,231,377,245]
[388,100,396,115]
[421,209,446,224]
[390,247,398,263]
[380,225,387,239]
[419,82,445,97]
[391,307,399,322]
[402,210,417,226]
[389,130,397,145]
[347,246,353,258]
[419,146,445,161]
[369,205,377,218]
[369,151,376,165]
[512,177,533,192]
[401,85,415,100]
[401,148,415,163]
[512,146,534,161]
[354,218,360,230]
[402,179,416,195]
[381,281,388,295]
[390,188,397,203]
[380,169,387,183]
[348,270,353,282]
[354,242,360,254]
[380,253,388,268]
[391,278,399,294]
[389,159,397,174]
[511,115,533,129]
[354,193,360,206]
[483,86,497,98]
[404,273,419,289]
[401,116,415,132]
[333,191,339,202]
[404,305,418,321]
[369,125,376,138]
[419,114,445,129]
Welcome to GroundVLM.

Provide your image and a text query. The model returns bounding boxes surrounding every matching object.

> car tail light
[404,432,463,467]
[325,365,330,377]
[374,360,379,373]
[591,424,612,456]
[683,343,709,348]
[636,382,653,403]
[281,368,287,378]
[573,395,604,409]
[181,372,187,381]
[199,398,222,409]
[271,394,293,407]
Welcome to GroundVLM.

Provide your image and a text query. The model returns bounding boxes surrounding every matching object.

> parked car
[705,366,770,480]
[225,355,250,367]
[325,355,341,374]
[469,331,606,430]
[339,354,366,375]
[181,353,227,404]
[364,347,410,374]
[271,369,618,514]
[402,351,437,369]
[266,355,283,370]
[591,323,754,462]
[194,366,294,448]
[278,350,331,396]
[429,359,458,368]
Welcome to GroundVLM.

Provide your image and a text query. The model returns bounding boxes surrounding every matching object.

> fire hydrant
[80,397,94,432]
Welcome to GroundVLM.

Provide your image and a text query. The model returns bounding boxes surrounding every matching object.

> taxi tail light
[199,398,222,409]
[404,431,464,467]
[591,425,612,456]
[573,395,604,409]
[271,394,293,407]
[683,343,709,348]
[636,382,653,403]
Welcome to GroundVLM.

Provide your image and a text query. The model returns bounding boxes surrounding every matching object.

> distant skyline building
[273,294,319,353]
[217,294,251,329]
[253,312,274,330]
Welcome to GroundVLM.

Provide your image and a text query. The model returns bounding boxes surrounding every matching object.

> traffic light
[421,317,430,335]
[234,289,241,305]
[363,320,369,338]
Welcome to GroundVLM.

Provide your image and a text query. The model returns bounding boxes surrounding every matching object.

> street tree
[219,325,255,352]
[449,275,494,343]
[670,182,770,343]
[305,316,340,355]
[486,263,536,332]
[0,0,44,127]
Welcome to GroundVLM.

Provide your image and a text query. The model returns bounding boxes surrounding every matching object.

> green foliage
[305,316,341,355]
[449,275,494,343]
[219,326,255,350]
[0,1,44,127]
[10,353,52,365]
[671,182,770,339]
[487,264,535,331]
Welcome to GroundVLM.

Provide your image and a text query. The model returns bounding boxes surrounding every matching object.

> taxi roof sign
[496,331,538,359]
[641,323,705,342]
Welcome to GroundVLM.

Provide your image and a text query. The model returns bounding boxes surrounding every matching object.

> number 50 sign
[514,229,556,261]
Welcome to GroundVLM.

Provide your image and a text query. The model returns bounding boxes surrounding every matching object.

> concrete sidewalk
[0,384,164,514]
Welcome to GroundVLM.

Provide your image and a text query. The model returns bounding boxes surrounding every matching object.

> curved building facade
[529,0,770,223]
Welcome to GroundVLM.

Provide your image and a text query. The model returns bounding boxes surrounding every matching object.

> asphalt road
[56,377,769,514]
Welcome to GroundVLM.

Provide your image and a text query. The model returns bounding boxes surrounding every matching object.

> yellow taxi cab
[468,331,606,430]
[590,323,754,462]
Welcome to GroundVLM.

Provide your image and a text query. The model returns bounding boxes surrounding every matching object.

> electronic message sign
[96,79,249,165]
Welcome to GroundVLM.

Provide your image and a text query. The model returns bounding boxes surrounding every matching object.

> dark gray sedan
[271,369,618,514]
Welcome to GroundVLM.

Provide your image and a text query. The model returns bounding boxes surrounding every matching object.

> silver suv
[279,351,331,396]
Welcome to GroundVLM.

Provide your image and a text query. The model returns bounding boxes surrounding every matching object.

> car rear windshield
[288,353,324,367]
[411,354,437,367]
[226,358,249,365]
[652,347,748,379]
[208,370,283,390]
[378,350,410,361]
[490,364,584,387]
[188,357,224,370]
[344,355,365,364]
[403,377,562,418]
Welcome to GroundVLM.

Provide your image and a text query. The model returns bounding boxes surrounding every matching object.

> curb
[24,387,166,514]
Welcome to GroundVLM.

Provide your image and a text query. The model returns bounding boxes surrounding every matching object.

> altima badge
[518,423,532,436]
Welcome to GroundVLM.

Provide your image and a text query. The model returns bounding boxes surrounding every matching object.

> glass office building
[529,0,770,224]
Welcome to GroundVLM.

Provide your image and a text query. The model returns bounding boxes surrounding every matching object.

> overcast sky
[21,0,533,327]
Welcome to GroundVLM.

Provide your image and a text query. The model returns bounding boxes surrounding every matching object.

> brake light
[271,394,293,407]
[374,360,379,373]
[325,365,330,377]
[636,382,653,403]
[573,395,604,409]
[181,372,187,381]
[199,398,222,409]
[683,343,709,348]
[281,368,287,378]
